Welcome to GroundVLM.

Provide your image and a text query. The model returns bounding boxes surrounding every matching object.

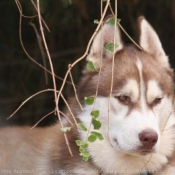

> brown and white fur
[0,16,175,175]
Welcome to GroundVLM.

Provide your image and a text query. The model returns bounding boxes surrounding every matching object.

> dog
[0,16,175,175]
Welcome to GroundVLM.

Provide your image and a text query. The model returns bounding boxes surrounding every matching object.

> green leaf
[104,43,118,52]
[117,18,121,23]
[87,61,97,71]
[79,145,86,153]
[92,118,101,130]
[76,140,90,161]
[79,148,90,161]
[84,96,95,105]
[90,110,100,118]
[60,127,71,133]
[88,134,97,142]
[94,19,99,24]
[83,156,89,161]
[83,142,89,149]
[91,131,104,140]
[77,123,87,131]
[82,152,90,158]
[76,140,85,146]
[106,17,121,26]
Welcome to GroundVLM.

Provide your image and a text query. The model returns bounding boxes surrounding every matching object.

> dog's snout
[139,130,158,148]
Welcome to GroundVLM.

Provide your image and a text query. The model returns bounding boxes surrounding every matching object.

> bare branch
[31,110,55,129]
[109,3,143,50]
[36,0,72,156]
[68,65,83,111]
[29,22,48,84]
[14,0,74,86]
[7,89,56,119]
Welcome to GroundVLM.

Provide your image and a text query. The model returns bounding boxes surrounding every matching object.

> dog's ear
[86,17,123,70]
[139,16,170,67]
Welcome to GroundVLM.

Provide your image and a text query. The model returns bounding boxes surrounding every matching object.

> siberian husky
[0,16,175,175]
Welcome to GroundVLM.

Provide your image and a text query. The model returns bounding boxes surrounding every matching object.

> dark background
[0,0,175,126]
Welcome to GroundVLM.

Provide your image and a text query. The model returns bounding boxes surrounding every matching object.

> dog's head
[77,16,175,172]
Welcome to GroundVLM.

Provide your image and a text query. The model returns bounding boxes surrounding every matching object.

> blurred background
[0,0,174,126]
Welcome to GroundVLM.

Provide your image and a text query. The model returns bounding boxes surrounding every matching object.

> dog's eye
[152,98,162,106]
[115,95,130,105]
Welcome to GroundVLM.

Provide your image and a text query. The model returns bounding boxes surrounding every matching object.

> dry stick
[60,93,79,127]
[14,0,74,86]
[31,110,55,129]
[31,110,74,130]
[8,88,74,126]
[118,23,143,50]
[108,4,143,51]
[85,0,107,142]
[36,0,72,156]
[30,0,50,33]
[15,0,49,31]
[37,0,57,113]
[68,65,83,111]
[56,1,111,141]
[7,89,55,119]
[15,0,37,19]
[59,111,74,126]
[29,22,48,84]
[107,0,118,146]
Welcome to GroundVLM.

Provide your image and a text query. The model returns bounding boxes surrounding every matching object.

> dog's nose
[139,130,158,148]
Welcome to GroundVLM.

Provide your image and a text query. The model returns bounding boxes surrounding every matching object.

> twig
[109,3,143,50]
[107,0,117,146]
[36,0,72,156]
[56,0,111,131]
[31,110,55,129]
[29,22,48,84]
[7,89,56,119]
[14,0,74,86]
[59,111,74,126]
[60,93,78,127]
[31,110,74,129]
[15,0,37,19]
[85,0,111,142]
[118,23,143,50]
[68,65,83,111]
[30,0,50,32]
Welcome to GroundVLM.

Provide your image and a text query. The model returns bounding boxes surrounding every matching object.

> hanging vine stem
[14,0,74,86]
[31,110,74,130]
[68,66,83,111]
[36,0,72,156]
[107,0,118,147]
[85,0,106,142]
[8,88,75,129]
[56,0,111,142]
[31,110,55,129]
[108,3,143,51]
[7,89,54,119]
[30,0,50,32]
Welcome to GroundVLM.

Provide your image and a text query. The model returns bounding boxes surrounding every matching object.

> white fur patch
[136,59,146,112]
[147,80,163,104]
